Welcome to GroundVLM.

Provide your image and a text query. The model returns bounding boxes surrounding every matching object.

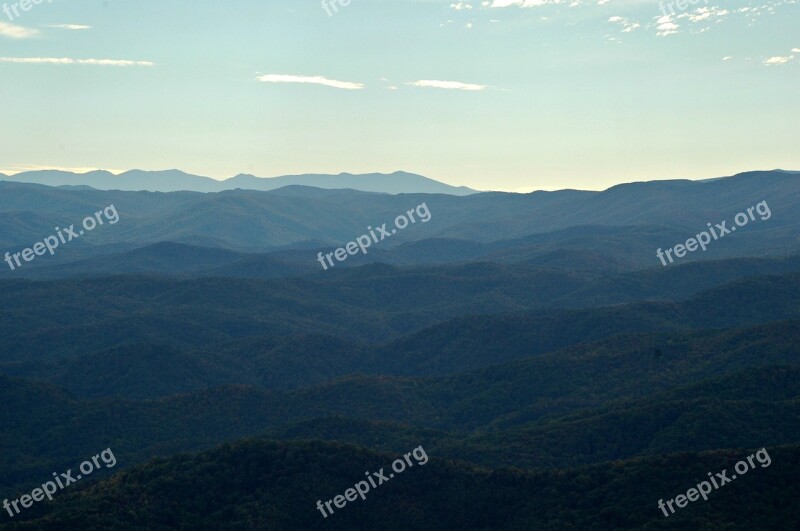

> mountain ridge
[0,169,477,196]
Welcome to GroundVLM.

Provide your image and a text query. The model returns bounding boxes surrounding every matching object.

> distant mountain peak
[0,168,477,195]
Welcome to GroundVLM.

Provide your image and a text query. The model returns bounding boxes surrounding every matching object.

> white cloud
[0,57,154,66]
[406,80,487,91]
[485,0,562,7]
[256,74,364,90]
[722,56,733,60]
[43,24,92,30]
[650,5,737,37]
[763,55,794,66]
[656,23,679,36]
[608,15,640,32]
[450,2,474,9]
[792,48,800,53]
[679,7,729,23]
[654,14,679,37]
[0,21,38,39]
[648,0,800,39]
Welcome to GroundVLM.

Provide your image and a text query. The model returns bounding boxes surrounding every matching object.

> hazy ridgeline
[1,170,799,530]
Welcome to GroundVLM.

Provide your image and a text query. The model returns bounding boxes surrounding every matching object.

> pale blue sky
[0,0,797,191]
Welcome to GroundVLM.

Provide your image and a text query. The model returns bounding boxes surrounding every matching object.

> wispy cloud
[763,55,794,66]
[43,24,92,30]
[487,0,562,7]
[650,5,749,38]
[406,80,487,91]
[608,15,640,33]
[0,57,154,66]
[256,74,364,90]
[682,6,730,23]
[378,77,400,90]
[792,48,800,53]
[0,21,38,39]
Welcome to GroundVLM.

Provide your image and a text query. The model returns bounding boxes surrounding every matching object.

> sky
[0,0,797,192]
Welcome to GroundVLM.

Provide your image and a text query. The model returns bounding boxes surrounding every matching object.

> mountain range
[0,169,477,195]
[0,170,797,259]
[1,169,799,530]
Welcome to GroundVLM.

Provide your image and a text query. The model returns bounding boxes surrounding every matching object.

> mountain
[2,169,800,530]
[266,364,800,469]
[3,438,798,530]
[225,171,477,195]
[1,318,797,495]
[0,169,219,192]
[4,242,247,278]
[0,170,797,254]
[5,279,781,397]
[0,169,477,195]
[2,264,800,368]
